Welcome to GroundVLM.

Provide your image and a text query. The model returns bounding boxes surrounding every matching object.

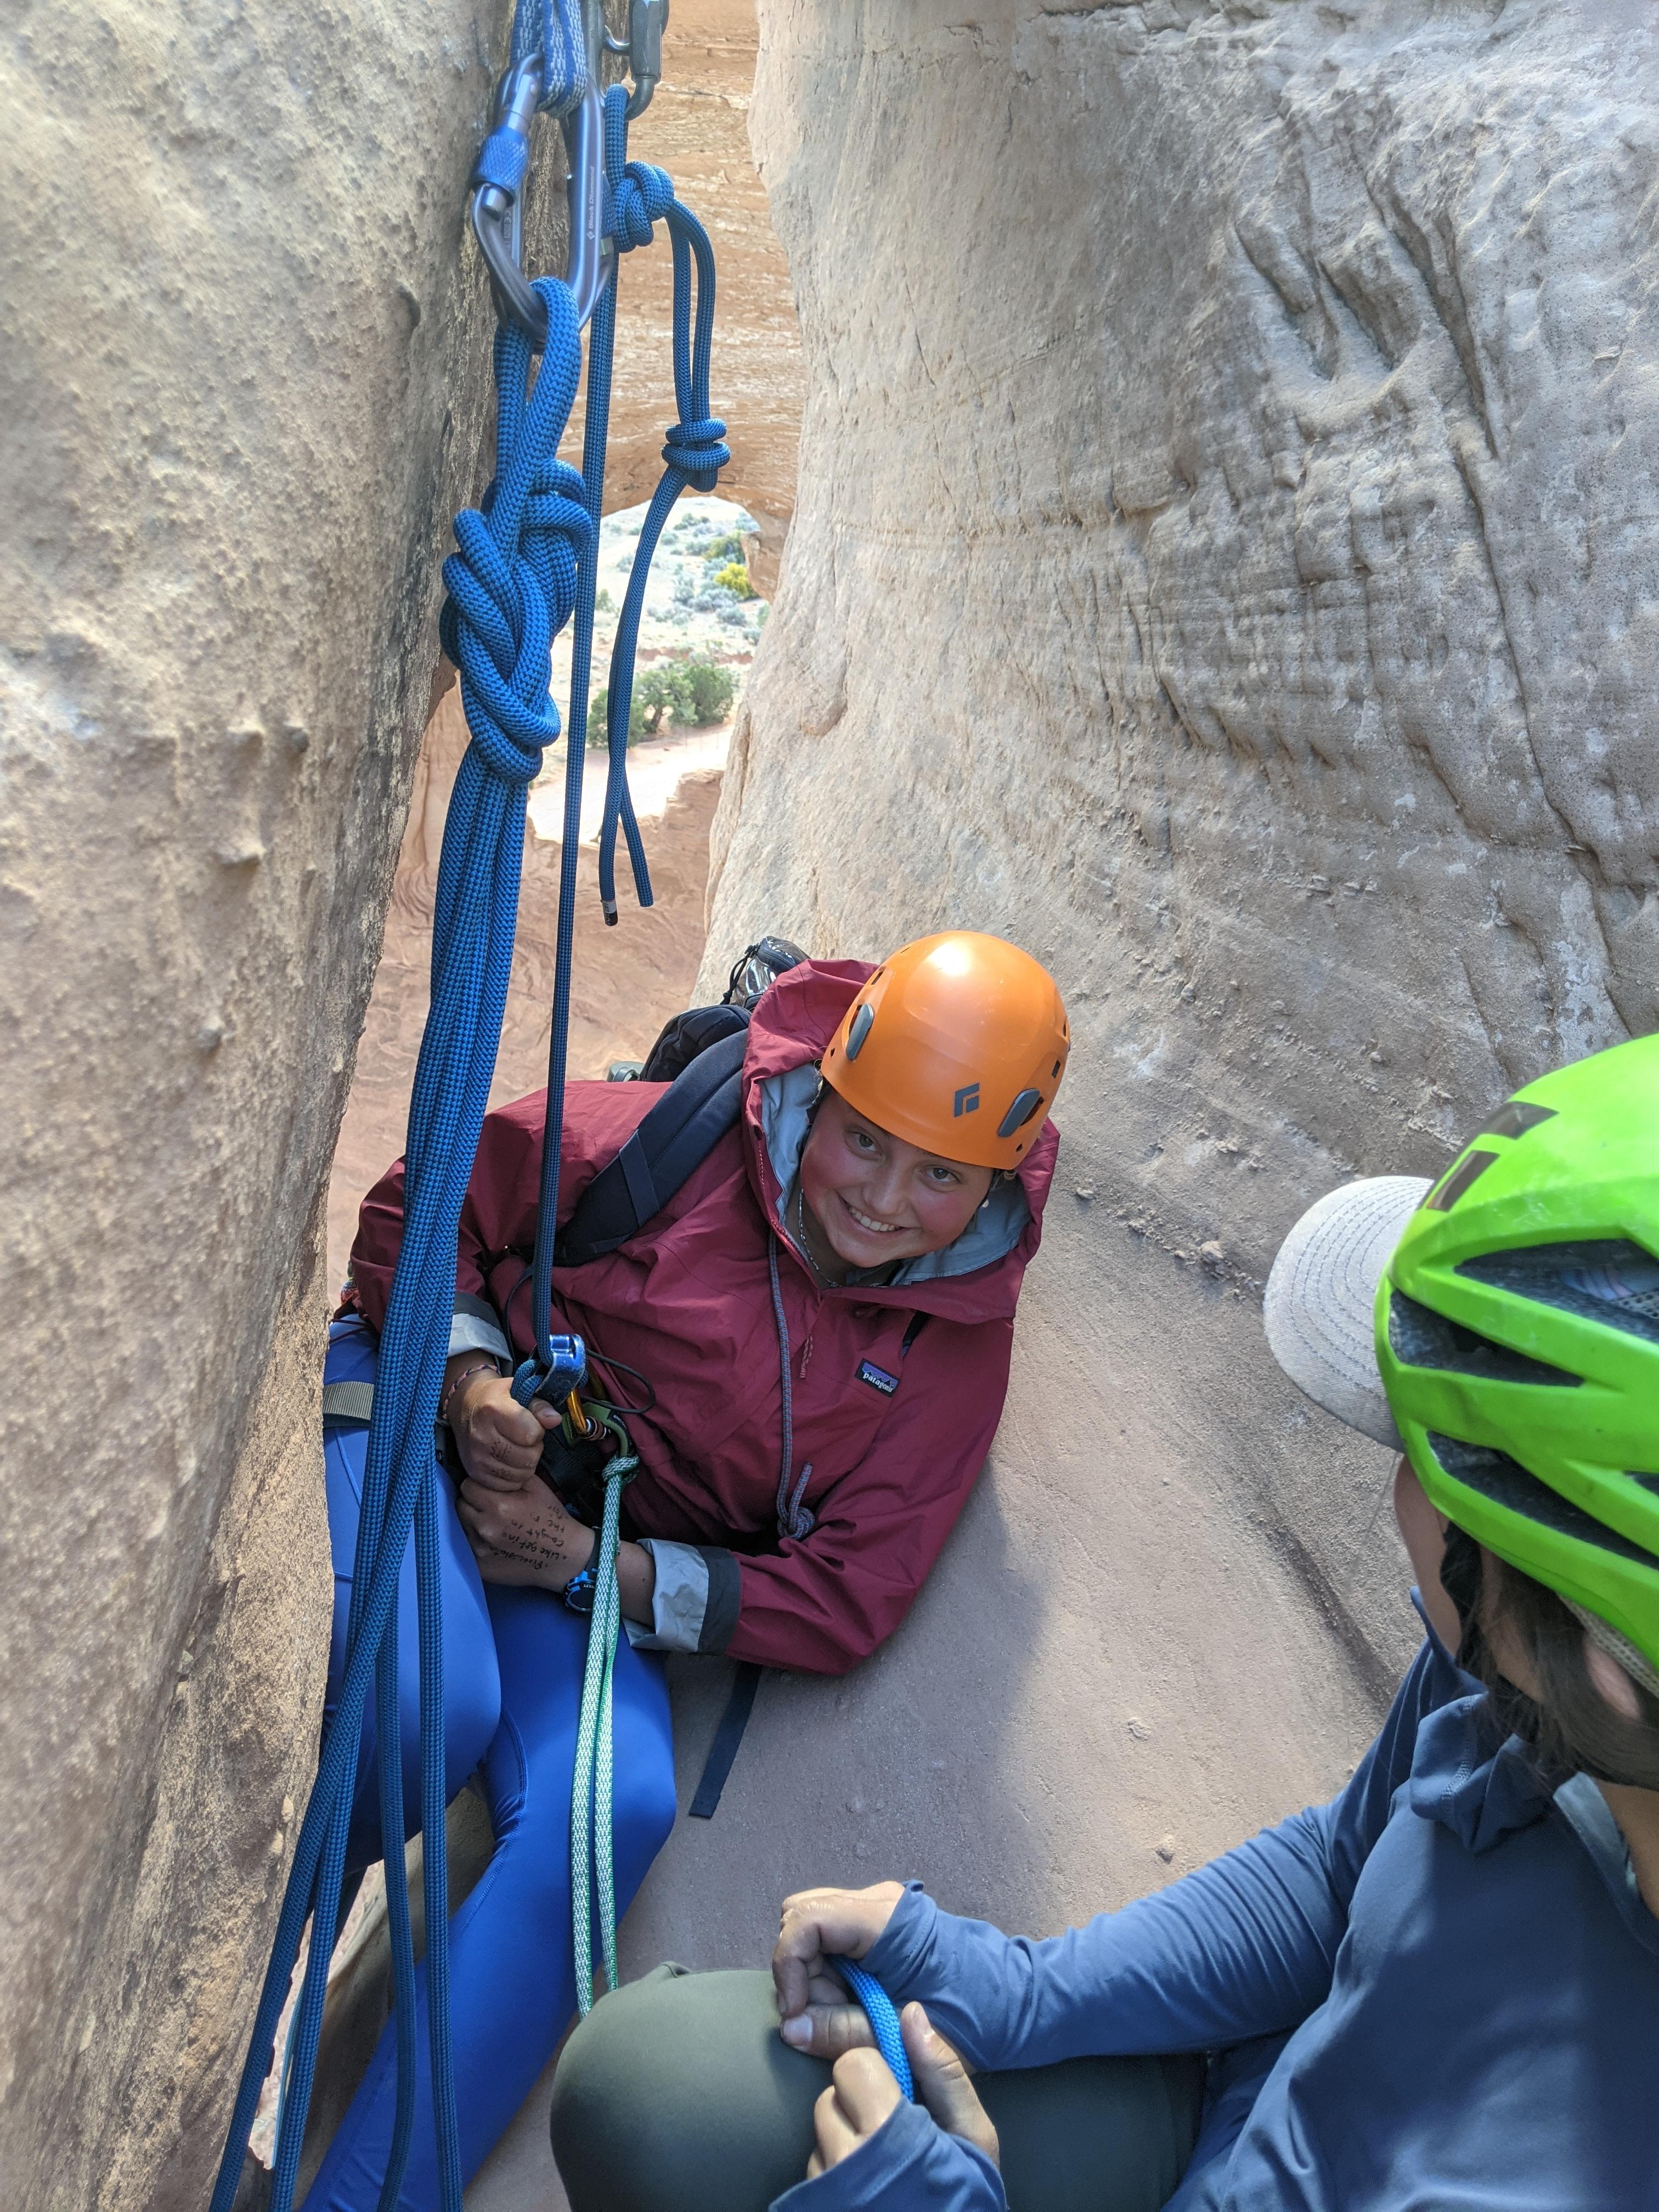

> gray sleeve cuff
[447,1291,510,1364]
[631,1541,743,1654]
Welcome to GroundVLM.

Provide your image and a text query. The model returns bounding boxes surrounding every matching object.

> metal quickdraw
[469,0,669,347]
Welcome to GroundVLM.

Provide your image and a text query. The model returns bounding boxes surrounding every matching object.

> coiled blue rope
[831,1958,915,2101]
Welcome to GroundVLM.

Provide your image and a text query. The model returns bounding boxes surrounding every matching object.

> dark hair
[1441,1525,1659,1790]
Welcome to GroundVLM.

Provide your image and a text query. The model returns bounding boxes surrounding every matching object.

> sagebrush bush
[591,657,737,742]
[684,659,736,723]
[587,686,645,746]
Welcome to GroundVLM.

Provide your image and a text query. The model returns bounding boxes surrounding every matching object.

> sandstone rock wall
[648,0,1659,1967]
[0,5,537,2201]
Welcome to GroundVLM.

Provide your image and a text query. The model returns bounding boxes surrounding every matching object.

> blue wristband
[563,1538,602,1615]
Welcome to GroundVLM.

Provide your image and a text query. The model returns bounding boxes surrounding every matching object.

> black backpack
[558,935,806,1267]
[558,934,815,1817]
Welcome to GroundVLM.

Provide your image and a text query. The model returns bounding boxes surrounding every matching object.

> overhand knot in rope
[662,414,730,492]
[608,159,674,251]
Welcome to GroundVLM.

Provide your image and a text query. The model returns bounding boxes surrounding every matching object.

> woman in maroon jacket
[309,935,1067,2209]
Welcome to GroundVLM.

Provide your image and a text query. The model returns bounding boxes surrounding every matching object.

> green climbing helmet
[1376,1032,1659,1682]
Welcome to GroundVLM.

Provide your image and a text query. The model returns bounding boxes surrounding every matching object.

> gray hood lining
[758,1064,1030,1286]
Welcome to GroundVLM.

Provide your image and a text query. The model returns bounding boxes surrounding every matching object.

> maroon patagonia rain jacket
[347,960,1058,1675]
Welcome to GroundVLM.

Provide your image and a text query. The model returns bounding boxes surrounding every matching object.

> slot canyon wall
[1,1,795,2199]
[625,0,1659,1984]
[0,3,543,2203]
[572,0,804,585]
[4,0,1658,2205]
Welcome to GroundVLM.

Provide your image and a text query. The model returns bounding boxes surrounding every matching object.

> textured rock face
[0,4,530,2201]
[655,0,1659,1971]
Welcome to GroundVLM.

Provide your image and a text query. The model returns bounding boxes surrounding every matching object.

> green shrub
[595,585,614,613]
[695,531,744,563]
[635,664,693,735]
[712,560,756,600]
[587,686,644,747]
[683,659,736,724]
[594,657,738,742]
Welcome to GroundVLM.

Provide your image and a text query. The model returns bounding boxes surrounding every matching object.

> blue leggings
[307,1318,677,2211]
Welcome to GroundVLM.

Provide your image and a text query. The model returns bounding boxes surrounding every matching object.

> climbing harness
[212,2,728,2202]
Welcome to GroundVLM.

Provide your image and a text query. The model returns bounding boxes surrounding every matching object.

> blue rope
[831,1959,915,2101]
[518,82,728,1387]
[215,60,729,2212]
[210,272,590,2212]
[595,89,729,922]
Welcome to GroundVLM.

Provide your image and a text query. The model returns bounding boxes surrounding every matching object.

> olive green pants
[550,1966,1204,2211]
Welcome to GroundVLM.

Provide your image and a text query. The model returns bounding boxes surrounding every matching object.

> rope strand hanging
[209,12,708,2207]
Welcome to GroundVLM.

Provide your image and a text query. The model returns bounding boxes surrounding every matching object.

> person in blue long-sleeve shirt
[550,1040,1659,2211]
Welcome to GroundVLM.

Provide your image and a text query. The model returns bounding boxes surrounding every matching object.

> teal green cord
[571,1418,638,2013]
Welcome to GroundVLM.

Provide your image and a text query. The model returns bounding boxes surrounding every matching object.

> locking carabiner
[469,53,611,348]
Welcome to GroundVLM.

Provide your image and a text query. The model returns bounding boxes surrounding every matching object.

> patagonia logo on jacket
[857,1360,900,1396]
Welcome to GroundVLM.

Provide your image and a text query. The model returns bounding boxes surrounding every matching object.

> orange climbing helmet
[821,932,1070,1170]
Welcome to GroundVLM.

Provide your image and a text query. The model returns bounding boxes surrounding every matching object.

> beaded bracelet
[439,1358,500,1425]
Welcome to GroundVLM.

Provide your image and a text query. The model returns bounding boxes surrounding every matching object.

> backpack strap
[557,1024,751,1267]
[688,1662,764,1819]
[320,1379,376,1428]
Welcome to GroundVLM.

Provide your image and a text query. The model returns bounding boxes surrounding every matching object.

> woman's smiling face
[798,1088,995,1272]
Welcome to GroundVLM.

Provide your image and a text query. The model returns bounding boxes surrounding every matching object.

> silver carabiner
[470,44,613,347]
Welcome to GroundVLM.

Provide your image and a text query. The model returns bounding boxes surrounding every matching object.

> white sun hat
[1263,1176,1434,1448]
